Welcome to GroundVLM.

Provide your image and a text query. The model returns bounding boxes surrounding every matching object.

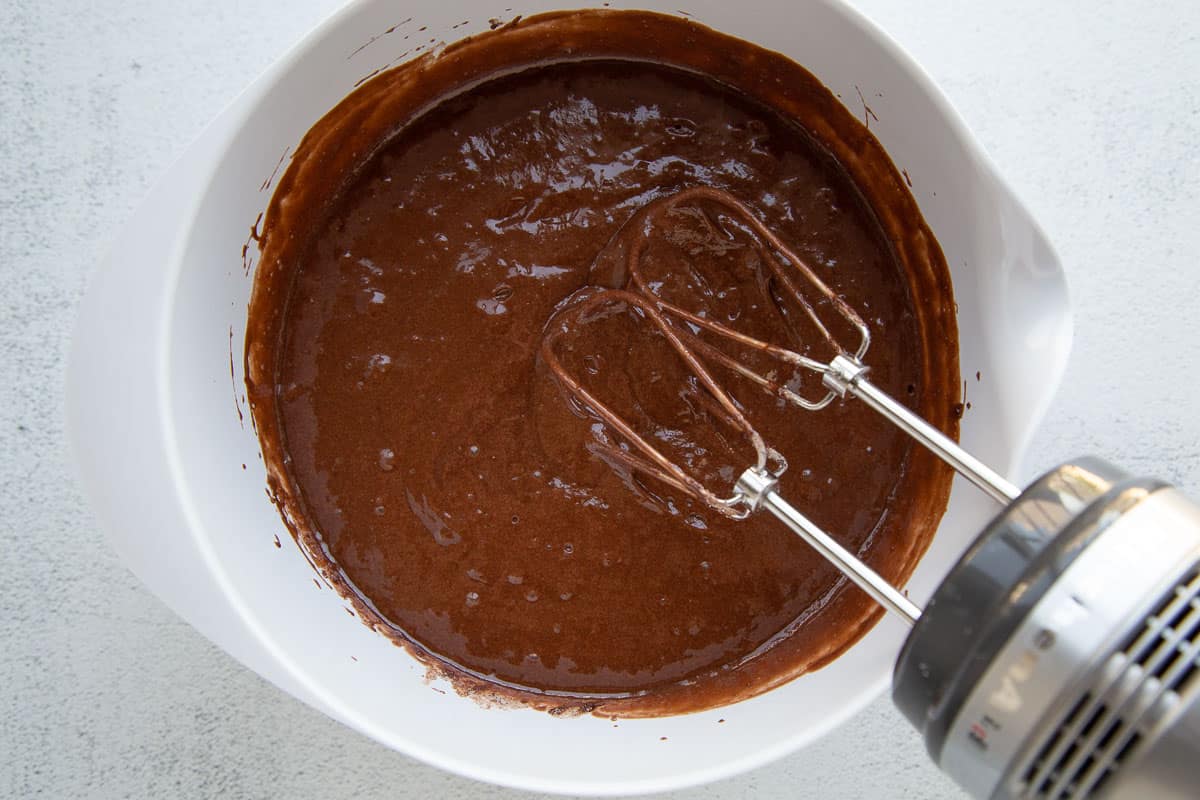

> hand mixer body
[894,458,1200,799]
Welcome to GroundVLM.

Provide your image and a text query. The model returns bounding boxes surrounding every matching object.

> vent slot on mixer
[1018,567,1200,799]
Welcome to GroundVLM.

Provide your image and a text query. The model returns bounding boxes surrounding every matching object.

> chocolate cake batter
[246,10,959,716]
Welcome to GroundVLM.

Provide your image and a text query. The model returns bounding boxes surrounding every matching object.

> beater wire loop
[538,187,1023,621]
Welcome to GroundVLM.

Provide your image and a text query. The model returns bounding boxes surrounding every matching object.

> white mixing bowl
[67,0,1071,794]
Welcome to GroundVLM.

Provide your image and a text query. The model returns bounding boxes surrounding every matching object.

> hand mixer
[541,187,1200,800]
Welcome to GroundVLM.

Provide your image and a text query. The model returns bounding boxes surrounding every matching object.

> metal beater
[541,187,1200,800]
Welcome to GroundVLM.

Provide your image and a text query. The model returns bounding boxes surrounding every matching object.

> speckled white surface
[2,0,1198,797]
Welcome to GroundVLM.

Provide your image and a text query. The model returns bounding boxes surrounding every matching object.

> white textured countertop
[2,0,1198,797]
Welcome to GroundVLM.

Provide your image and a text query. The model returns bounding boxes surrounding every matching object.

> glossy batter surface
[247,11,959,716]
